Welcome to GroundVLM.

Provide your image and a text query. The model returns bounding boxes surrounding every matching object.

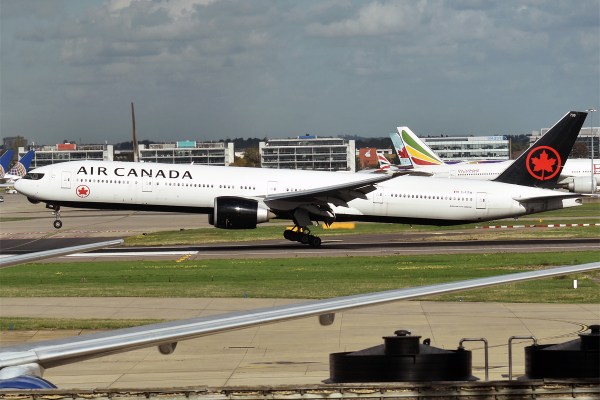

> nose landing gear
[46,203,62,229]
[53,218,62,229]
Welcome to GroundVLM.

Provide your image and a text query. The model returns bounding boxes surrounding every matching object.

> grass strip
[0,317,164,331]
[123,223,600,246]
[1,252,598,303]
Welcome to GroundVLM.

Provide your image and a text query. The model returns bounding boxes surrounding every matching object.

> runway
[0,235,598,261]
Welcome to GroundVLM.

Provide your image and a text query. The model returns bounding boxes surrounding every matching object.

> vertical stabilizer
[494,111,587,188]
[395,127,445,166]
[377,153,393,171]
[0,150,15,179]
[389,132,413,167]
[9,150,35,177]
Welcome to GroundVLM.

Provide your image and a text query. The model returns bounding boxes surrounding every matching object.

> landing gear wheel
[283,226,322,247]
[283,230,299,241]
[53,220,63,229]
[309,236,322,247]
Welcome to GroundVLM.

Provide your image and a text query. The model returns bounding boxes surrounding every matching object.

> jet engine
[565,176,597,193]
[210,196,274,229]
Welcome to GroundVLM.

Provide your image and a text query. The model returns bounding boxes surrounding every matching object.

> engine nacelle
[211,196,273,229]
[566,176,597,193]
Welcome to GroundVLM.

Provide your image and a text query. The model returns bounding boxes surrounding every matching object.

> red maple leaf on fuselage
[78,187,89,196]
[531,150,557,176]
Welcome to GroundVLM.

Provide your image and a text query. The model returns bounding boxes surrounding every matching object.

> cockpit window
[23,173,45,180]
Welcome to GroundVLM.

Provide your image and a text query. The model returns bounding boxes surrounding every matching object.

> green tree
[231,147,261,167]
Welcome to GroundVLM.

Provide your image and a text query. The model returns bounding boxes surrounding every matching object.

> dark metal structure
[525,325,600,379]
[329,330,473,382]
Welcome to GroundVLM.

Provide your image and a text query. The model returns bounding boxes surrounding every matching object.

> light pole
[585,108,596,193]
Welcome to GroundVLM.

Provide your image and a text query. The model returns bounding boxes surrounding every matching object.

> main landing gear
[283,207,330,247]
[46,203,62,229]
[283,228,322,247]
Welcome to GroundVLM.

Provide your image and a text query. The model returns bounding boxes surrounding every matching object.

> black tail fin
[494,111,587,188]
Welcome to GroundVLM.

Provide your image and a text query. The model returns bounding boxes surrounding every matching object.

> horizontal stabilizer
[512,193,582,203]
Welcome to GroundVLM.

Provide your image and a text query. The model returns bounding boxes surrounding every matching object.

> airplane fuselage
[16,160,581,226]
[413,159,599,189]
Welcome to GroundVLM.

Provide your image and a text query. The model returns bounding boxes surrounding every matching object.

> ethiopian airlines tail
[0,150,14,179]
[394,127,445,166]
[494,111,587,188]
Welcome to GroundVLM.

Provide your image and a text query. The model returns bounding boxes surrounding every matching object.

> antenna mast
[131,102,139,162]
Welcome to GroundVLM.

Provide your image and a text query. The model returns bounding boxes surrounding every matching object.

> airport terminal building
[19,141,235,167]
[530,126,599,158]
[21,143,114,168]
[139,141,235,165]
[259,136,356,171]
[419,136,510,161]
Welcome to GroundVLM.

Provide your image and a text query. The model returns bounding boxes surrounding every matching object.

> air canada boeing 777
[15,111,587,246]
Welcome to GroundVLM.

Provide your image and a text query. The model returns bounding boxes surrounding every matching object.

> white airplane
[0,240,598,389]
[15,111,587,246]
[392,126,599,193]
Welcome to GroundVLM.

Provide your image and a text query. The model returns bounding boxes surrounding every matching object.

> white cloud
[307,1,425,37]
[1,0,598,144]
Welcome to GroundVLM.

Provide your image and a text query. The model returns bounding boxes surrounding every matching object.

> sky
[1,0,599,146]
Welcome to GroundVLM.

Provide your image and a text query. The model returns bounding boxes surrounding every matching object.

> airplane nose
[14,178,33,196]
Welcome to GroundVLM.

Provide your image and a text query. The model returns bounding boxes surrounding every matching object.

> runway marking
[66,251,199,257]
[176,254,193,262]
[481,223,600,229]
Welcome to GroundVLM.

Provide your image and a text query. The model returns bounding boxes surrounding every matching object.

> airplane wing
[0,240,124,269]
[264,173,397,206]
[1,259,598,387]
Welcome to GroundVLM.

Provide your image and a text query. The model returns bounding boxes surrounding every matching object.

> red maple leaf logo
[76,185,90,198]
[525,146,561,181]
[531,151,556,175]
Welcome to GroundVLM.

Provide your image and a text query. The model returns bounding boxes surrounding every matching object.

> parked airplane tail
[0,149,14,179]
[377,154,392,170]
[8,150,35,177]
[388,132,413,167]
[494,111,587,188]
[395,127,445,166]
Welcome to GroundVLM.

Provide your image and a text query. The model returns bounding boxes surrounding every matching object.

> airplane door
[373,187,384,204]
[61,171,71,189]
[267,181,278,195]
[142,178,153,192]
[476,192,487,209]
